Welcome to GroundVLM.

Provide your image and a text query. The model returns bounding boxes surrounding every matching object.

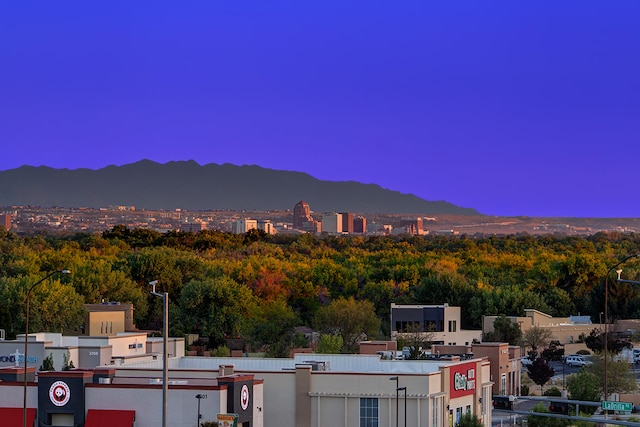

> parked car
[564,355,591,367]
[521,356,534,366]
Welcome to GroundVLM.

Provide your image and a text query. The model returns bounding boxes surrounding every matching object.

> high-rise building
[353,216,367,234]
[257,219,276,235]
[339,212,354,234]
[0,214,11,230]
[321,213,343,234]
[292,200,318,232]
[232,219,258,234]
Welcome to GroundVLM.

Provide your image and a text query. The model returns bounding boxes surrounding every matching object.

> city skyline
[2,1,639,218]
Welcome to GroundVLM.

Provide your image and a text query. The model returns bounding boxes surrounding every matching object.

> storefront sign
[217,413,239,427]
[449,362,476,398]
[240,384,250,411]
[49,381,71,407]
[0,349,37,366]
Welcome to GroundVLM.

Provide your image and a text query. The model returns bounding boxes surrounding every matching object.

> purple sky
[2,1,639,217]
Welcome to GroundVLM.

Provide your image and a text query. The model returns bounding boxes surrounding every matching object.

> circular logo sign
[240,384,249,411]
[49,381,71,406]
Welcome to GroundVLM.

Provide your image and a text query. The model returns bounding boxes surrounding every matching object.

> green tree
[588,354,637,398]
[316,334,343,354]
[484,315,522,345]
[177,277,257,347]
[566,368,600,414]
[40,353,54,371]
[455,412,482,427]
[314,297,380,353]
[249,301,300,358]
[62,351,75,371]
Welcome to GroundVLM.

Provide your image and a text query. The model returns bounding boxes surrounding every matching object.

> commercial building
[340,212,354,234]
[0,332,184,371]
[231,219,258,234]
[432,342,521,397]
[353,216,367,234]
[482,309,594,352]
[84,302,137,336]
[391,304,483,346]
[0,213,11,230]
[321,213,342,234]
[0,352,493,427]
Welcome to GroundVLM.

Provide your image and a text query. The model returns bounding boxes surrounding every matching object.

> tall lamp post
[389,376,399,427]
[150,280,169,427]
[397,386,407,427]
[23,269,70,427]
[604,254,640,402]
[195,393,207,427]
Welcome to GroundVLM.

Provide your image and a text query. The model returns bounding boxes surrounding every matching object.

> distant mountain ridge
[0,160,480,215]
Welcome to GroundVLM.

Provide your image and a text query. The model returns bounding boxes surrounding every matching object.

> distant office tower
[321,213,343,234]
[397,218,424,235]
[257,219,276,235]
[292,200,318,232]
[182,220,207,232]
[339,212,354,234]
[0,214,11,230]
[232,219,258,234]
[353,216,367,234]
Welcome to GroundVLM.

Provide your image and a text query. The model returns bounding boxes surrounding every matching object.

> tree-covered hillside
[2,226,639,355]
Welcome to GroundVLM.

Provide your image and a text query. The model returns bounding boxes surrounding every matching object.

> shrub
[520,384,530,396]
[543,386,562,397]
[577,349,590,355]
[210,345,230,357]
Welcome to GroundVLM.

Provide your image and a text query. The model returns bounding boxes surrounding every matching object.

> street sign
[601,401,633,412]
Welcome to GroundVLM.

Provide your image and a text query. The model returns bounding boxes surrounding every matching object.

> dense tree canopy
[1,227,640,356]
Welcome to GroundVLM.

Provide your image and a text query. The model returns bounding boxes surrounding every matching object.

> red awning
[0,407,37,427]
[85,409,135,427]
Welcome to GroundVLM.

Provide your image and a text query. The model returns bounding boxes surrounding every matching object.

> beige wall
[86,311,125,336]
[483,310,595,346]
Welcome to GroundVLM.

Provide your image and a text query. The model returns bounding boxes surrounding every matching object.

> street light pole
[389,376,399,427]
[150,280,168,427]
[195,394,207,427]
[397,386,407,427]
[604,254,640,402]
[23,269,70,427]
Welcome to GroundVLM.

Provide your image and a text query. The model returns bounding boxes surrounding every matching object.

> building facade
[232,219,258,234]
[321,213,343,234]
[0,352,493,427]
[292,201,318,232]
[391,304,483,346]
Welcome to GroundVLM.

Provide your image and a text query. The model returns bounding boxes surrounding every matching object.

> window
[455,407,462,424]
[431,396,442,427]
[360,397,379,427]
[448,320,457,332]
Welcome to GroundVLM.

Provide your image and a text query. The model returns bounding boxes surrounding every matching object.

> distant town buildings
[1,203,637,236]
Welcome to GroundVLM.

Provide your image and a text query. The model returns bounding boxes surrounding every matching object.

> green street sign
[601,401,633,412]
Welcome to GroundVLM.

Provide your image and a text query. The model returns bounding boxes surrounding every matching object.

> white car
[565,355,591,367]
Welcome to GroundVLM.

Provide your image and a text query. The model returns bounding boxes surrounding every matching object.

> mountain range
[0,160,480,215]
